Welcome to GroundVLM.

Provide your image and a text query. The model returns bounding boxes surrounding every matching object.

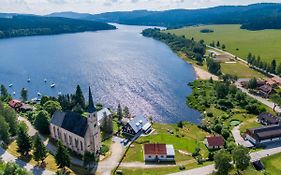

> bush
[100,144,109,155]
[179,165,186,170]
[192,147,201,157]
[206,112,213,117]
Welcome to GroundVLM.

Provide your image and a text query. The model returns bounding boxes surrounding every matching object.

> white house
[143,143,175,162]
[122,115,152,136]
[50,87,101,156]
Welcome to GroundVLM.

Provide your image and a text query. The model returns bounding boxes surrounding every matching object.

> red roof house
[8,99,22,109]
[205,136,225,149]
[143,143,175,162]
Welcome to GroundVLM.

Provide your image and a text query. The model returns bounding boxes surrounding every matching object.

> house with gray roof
[50,87,102,155]
[122,115,152,136]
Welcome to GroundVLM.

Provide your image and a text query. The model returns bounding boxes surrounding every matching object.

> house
[245,125,281,146]
[257,84,274,98]
[122,115,152,136]
[258,113,280,125]
[271,77,281,86]
[205,136,224,149]
[97,108,112,126]
[8,99,33,112]
[143,143,175,162]
[50,87,101,156]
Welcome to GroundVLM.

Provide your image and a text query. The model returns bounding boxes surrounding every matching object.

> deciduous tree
[214,150,232,175]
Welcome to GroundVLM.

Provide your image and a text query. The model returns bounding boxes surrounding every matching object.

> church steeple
[88,86,96,113]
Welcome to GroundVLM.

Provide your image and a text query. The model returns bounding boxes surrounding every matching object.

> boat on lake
[8,84,13,87]
[50,83,56,88]
[27,78,31,83]
[37,92,42,96]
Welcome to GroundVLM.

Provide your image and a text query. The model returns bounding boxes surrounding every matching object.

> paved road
[95,137,124,175]
[235,82,281,113]
[0,146,54,175]
[168,146,281,175]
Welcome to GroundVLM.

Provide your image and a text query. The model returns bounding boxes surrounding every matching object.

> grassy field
[7,141,60,173]
[122,123,209,163]
[168,25,281,63]
[221,62,266,78]
[118,161,213,175]
[262,152,281,174]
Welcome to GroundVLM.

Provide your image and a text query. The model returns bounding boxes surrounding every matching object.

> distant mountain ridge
[47,3,281,30]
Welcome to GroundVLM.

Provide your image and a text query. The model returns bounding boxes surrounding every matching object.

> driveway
[95,137,124,175]
[235,81,281,113]
[231,125,254,148]
[0,146,54,175]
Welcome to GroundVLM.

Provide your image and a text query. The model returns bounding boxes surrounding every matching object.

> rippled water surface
[0,24,201,123]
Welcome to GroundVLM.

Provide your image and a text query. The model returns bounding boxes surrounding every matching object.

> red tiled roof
[144,144,167,155]
[206,136,224,147]
[8,99,22,108]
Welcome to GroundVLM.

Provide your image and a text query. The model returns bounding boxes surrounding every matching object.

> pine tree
[75,85,85,109]
[33,134,48,164]
[20,88,28,102]
[216,41,220,48]
[221,44,226,50]
[123,106,129,118]
[0,116,10,144]
[104,114,113,135]
[0,85,9,101]
[271,59,277,73]
[16,126,32,156]
[55,142,70,171]
[117,104,122,121]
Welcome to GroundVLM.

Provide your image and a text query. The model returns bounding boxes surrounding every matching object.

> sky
[0,0,280,15]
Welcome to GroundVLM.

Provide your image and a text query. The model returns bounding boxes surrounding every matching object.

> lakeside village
[2,34,281,175]
[1,79,281,175]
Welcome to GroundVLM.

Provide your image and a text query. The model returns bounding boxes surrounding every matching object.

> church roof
[88,86,96,113]
[51,111,88,137]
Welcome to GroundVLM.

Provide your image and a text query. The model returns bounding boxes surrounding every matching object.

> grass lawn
[122,123,209,163]
[262,152,281,174]
[117,161,213,175]
[7,141,74,174]
[239,118,262,134]
[221,62,266,78]
[168,24,281,63]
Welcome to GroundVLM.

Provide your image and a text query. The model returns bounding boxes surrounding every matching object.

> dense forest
[0,15,116,39]
[142,28,206,63]
[51,3,281,30]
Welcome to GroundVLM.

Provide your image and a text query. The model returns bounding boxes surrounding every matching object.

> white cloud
[0,0,280,15]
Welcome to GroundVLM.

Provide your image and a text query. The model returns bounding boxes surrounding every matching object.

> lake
[0,24,201,124]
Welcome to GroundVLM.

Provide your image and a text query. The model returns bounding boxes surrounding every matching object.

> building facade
[245,125,281,146]
[50,87,101,155]
[143,143,175,162]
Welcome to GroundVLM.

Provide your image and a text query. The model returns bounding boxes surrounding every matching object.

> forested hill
[76,3,281,30]
[0,15,116,39]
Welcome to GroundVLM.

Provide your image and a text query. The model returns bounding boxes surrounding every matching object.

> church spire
[88,86,96,113]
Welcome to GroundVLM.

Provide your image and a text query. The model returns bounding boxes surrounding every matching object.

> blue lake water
[0,24,201,123]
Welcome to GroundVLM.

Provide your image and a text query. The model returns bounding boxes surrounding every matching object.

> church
[50,87,102,155]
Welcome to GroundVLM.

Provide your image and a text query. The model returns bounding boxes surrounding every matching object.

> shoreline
[192,65,219,81]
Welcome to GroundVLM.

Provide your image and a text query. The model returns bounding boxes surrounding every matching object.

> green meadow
[168,25,281,63]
